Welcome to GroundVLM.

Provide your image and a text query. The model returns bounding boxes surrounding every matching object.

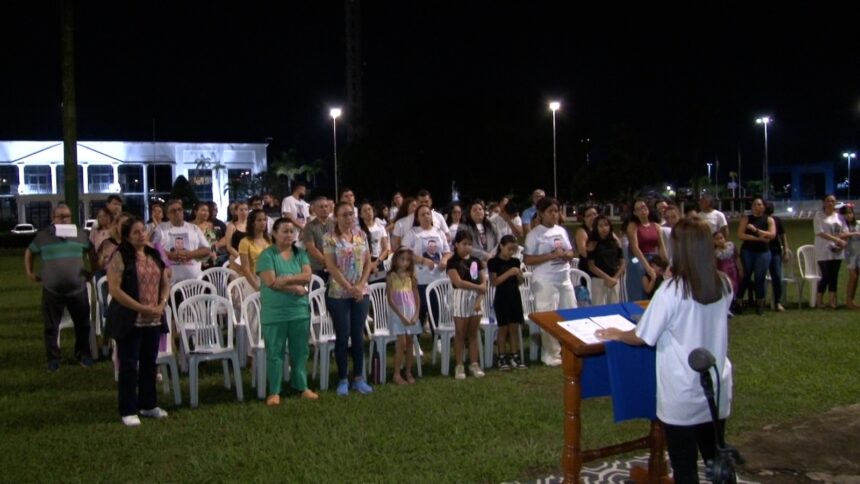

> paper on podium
[558,319,602,345]
[589,314,636,332]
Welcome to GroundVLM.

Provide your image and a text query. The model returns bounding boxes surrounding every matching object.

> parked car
[11,223,37,235]
[84,219,97,231]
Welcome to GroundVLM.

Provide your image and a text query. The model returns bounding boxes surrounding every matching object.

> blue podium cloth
[556,303,657,422]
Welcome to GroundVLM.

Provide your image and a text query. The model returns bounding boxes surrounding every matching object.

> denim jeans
[326,296,370,380]
[768,251,783,304]
[739,249,772,300]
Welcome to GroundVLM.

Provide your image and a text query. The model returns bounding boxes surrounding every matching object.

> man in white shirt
[152,199,211,283]
[391,189,450,248]
[698,195,728,237]
[281,183,310,230]
[490,201,523,238]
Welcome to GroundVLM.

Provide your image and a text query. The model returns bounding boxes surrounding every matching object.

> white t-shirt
[490,213,523,238]
[402,226,450,285]
[367,220,389,259]
[392,210,450,243]
[635,277,733,426]
[699,209,727,235]
[152,221,209,283]
[813,211,846,261]
[661,225,674,264]
[281,195,310,227]
[524,224,573,283]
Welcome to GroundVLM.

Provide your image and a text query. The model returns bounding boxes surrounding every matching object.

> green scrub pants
[261,317,310,396]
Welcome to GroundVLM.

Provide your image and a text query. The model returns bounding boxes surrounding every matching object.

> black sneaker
[498,354,512,371]
[511,353,528,370]
[47,360,60,372]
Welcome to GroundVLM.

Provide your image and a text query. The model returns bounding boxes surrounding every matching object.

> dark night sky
[2,1,858,200]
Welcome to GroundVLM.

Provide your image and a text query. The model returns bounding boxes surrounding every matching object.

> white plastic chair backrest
[177,294,234,354]
[570,268,592,298]
[158,309,174,358]
[571,257,580,270]
[241,291,263,349]
[520,272,536,314]
[309,287,334,344]
[202,267,238,299]
[484,280,496,320]
[227,276,255,321]
[96,275,108,308]
[797,245,819,279]
[170,279,217,323]
[367,282,390,336]
[310,274,325,293]
[382,253,394,272]
[426,278,454,331]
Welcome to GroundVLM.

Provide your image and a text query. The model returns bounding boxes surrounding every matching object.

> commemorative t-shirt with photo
[402,226,450,285]
[524,224,573,283]
[152,221,208,282]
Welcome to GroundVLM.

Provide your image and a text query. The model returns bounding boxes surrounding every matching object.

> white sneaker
[454,364,466,380]
[121,415,141,427]
[140,407,168,419]
[469,363,485,378]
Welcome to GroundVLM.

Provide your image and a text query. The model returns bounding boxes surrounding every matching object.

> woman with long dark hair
[239,209,271,291]
[737,198,775,314]
[457,199,499,262]
[105,217,171,426]
[358,200,390,275]
[597,218,734,483]
[625,199,668,301]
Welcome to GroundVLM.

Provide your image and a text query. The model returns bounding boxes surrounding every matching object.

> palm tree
[270,150,309,193]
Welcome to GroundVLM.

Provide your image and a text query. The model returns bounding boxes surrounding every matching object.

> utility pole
[61,0,80,224]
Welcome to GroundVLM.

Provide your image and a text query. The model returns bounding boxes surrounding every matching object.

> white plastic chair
[570,268,592,304]
[427,279,457,376]
[170,279,217,371]
[309,287,336,390]
[156,308,182,405]
[227,276,256,366]
[766,249,802,309]
[201,267,239,300]
[479,281,497,369]
[796,245,821,308]
[176,294,243,408]
[310,274,325,293]
[57,280,98,360]
[241,292,267,399]
[520,272,541,362]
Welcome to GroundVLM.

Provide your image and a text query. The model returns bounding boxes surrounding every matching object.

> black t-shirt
[587,238,622,276]
[447,253,484,285]
[769,216,784,254]
[742,214,769,253]
[487,256,521,300]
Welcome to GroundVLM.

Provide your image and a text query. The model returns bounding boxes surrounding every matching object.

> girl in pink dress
[714,231,742,305]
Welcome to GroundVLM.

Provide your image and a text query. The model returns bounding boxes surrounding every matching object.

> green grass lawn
[0,218,857,482]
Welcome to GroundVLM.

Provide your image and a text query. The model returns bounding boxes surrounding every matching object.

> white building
[0,140,267,228]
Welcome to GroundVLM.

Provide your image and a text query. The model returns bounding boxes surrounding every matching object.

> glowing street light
[706,162,713,184]
[844,151,856,200]
[330,107,342,196]
[756,116,772,199]
[549,101,561,199]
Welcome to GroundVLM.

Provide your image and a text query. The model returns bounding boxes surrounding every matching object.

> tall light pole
[706,162,713,184]
[756,116,771,199]
[549,101,560,199]
[330,107,342,197]
[844,152,856,200]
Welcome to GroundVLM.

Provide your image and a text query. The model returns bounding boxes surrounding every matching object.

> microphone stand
[698,367,742,484]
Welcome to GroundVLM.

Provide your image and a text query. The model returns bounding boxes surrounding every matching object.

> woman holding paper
[596,218,733,484]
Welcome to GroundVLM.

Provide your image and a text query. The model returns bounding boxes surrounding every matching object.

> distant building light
[787,207,794,213]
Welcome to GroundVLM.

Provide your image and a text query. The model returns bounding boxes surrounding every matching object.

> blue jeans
[768,251,783,304]
[326,295,370,380]
[740,249,772,300]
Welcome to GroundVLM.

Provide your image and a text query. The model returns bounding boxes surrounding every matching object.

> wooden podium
[530,307,671,484]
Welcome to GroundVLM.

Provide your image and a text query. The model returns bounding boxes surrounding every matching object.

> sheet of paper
[54,224,78,238]
[589,314,636,332]
[558,318,602,345]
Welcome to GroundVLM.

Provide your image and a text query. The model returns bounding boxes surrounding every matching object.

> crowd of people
[22,186,859,480]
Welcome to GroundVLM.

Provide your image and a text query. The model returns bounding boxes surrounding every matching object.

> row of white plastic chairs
[58,264,600,408]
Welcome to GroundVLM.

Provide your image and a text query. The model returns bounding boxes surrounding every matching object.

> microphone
[688,347,716,373]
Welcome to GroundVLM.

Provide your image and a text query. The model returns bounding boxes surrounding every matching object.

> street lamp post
[330,108,342,197]
[549,101,560,199]
[706,162,713,184]
[844,152,856,201]
[756,116,771,199]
